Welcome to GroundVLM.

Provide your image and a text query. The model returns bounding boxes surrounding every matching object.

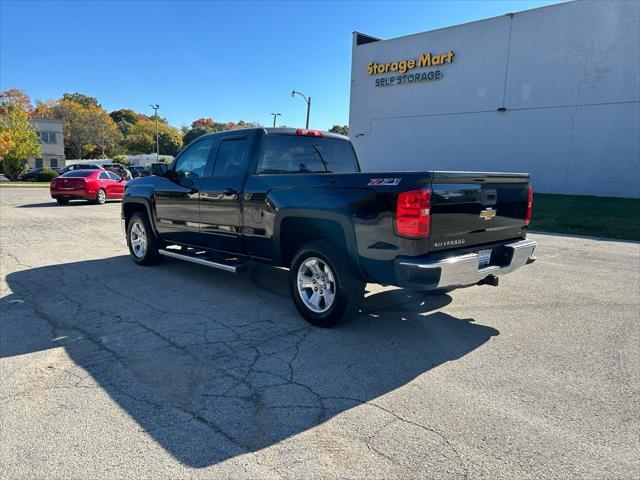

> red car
[50,170,126,205]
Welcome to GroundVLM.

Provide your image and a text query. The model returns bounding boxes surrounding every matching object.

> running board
[158,248,247,273]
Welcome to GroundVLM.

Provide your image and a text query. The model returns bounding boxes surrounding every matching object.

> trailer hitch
[478,275,499,287]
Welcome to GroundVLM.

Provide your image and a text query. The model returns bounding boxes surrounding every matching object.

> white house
[29,118,65,169]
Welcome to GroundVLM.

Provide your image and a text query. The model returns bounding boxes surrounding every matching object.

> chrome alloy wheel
[97,189,106,204]
[130,221,147,258]
[297,257,336,313]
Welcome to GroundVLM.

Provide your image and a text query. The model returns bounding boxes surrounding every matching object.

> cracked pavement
[1,188,639,479]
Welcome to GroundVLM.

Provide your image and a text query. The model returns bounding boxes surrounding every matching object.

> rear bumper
[50,188,87,199]
[395,239,537,290]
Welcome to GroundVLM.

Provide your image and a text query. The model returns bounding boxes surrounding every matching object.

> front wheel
[289,240,364,327]
[56,198,69,205]
[127,212,163,265]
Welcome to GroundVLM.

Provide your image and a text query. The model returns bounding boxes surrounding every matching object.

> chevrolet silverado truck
[122,128,536,327]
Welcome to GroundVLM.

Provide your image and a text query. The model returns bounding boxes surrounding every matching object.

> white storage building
[348,0,640,198]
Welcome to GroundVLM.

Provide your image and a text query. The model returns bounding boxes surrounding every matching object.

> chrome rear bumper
[396,239,537,290]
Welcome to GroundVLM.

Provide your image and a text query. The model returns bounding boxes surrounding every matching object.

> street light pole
[290,90,311,129]
[149,104,160,161]
[271,112,281,128]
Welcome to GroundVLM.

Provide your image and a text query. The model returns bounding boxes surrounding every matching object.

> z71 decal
[368,178,401,186]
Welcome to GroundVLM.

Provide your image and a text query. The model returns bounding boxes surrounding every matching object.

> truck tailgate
[429,172,530,252]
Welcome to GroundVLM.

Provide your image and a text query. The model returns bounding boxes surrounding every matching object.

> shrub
[37,165,59,182]
[111,154,131,167]
[2,157,28,180]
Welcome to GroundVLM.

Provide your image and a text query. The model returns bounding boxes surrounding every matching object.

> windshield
[257,135,359,174]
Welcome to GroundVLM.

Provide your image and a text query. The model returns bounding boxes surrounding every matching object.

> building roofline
[353,31,382,45]
[353,0,575,46]
[30,117,63,123]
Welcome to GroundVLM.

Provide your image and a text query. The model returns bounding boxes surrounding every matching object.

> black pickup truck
[122,128,536,327]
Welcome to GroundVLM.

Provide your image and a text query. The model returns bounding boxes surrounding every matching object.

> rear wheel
[289,240,364,327]
[127,212,162,265]
[56,198,69,205]
[95,189,106,205]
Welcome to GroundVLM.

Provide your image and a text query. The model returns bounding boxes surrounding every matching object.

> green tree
[109,109,139,125]
[61,92,100,108]
[110,109,138,137]
[0,91,42,179]
[182,118,260,146]
[329,125,349,136]
[116,119,134,136]
[126,120,182,156]
[182,126,210,145]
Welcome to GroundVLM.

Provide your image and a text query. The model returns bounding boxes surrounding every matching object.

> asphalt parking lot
[1,187,638,480]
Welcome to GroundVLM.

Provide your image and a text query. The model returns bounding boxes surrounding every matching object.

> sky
[1,0,562,130]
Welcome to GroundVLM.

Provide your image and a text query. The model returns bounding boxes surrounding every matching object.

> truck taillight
[396,189,431,238]
[296,129,323,137]
[525,186,533,225]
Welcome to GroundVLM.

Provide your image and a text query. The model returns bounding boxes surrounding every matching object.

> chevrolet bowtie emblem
[479,208,497,220]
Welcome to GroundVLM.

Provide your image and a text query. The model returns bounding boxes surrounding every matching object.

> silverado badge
[368,178,401,186]
[479,208,497,220]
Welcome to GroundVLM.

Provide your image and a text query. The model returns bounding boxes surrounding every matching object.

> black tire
[126,211,163,266]
[56,198,69,205]
[95,189,106,205]
[289,240,365,327]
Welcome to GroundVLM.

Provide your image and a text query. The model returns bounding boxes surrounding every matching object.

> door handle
[223,188,238,196]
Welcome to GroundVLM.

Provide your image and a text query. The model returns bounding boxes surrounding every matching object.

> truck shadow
[2,256,498,468]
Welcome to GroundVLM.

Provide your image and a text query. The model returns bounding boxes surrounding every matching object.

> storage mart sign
[367,50,454,87]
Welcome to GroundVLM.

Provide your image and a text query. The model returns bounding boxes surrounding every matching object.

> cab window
[213,138,248,177]
[174,138,214,178]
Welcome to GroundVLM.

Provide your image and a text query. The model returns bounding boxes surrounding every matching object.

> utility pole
[149,104,160,161]
[291,90,311,129]
[271,112,281,127]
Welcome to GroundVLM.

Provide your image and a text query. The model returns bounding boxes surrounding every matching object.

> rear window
[257,135,359,174]
[62,170,94,178]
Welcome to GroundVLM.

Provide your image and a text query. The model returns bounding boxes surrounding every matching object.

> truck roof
[196,127,349,142]
[264,128,349,140]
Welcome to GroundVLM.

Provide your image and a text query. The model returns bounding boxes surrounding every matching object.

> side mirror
[180,177,195,189]
[150,163,168,176]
